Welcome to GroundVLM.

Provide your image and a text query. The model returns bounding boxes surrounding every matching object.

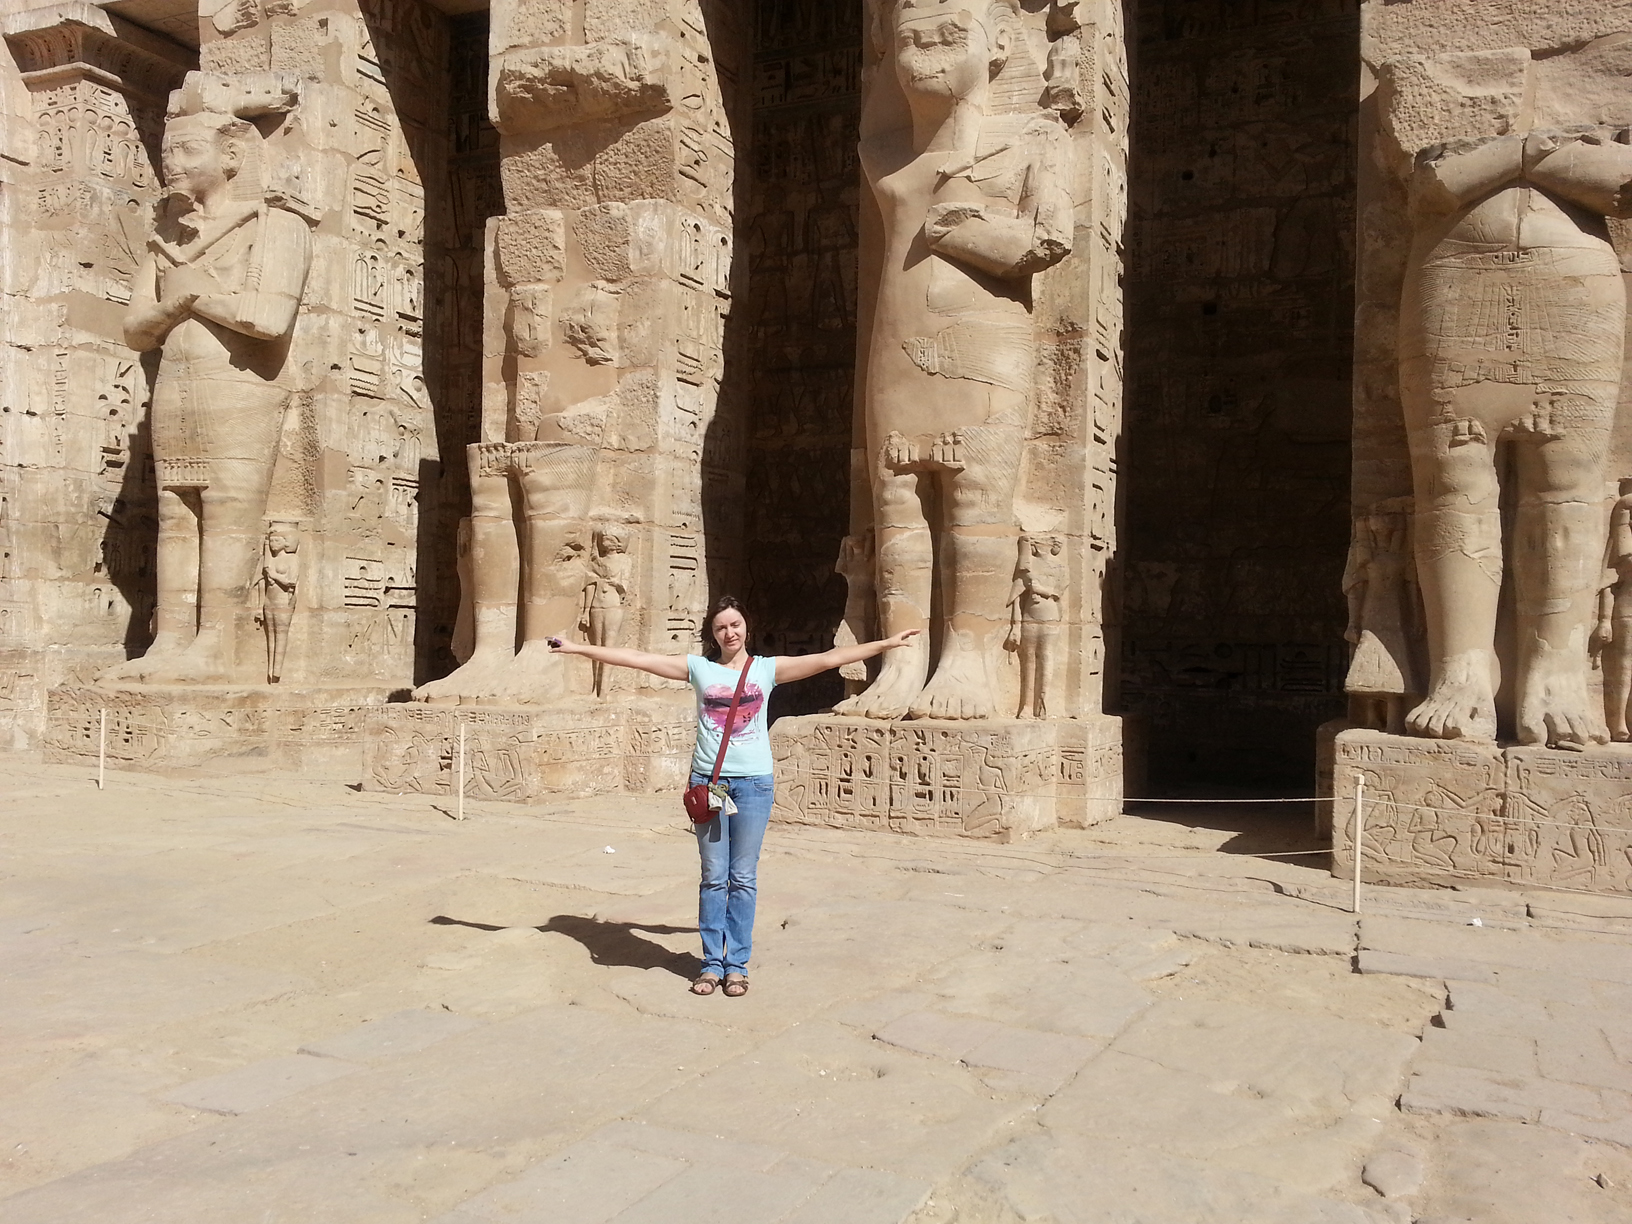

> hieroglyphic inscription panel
[1330,729,1632,895]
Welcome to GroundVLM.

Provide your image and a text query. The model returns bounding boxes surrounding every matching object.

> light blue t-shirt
[688,655,777,778]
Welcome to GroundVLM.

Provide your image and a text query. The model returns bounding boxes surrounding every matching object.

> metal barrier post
[456,721,467,822]
[1351,772,1365,915]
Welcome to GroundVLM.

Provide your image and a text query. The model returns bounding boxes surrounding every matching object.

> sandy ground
[2,755,1631,1223]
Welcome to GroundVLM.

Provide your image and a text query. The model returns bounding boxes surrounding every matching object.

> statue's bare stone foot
[1406,653,1496,742]
[834,645,925,720]
[128,632,234,684]
[414,648,518,705]
[482,640,569,705]
[1518,656,1607,751]
[909,648,995,720]
[96,633,193,685]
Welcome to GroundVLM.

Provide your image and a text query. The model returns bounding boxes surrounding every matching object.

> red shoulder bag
[683,657,752,824]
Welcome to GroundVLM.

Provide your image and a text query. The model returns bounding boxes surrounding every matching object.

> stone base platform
[361,699,693,801]
[1322,728,1632,896]
[46,684,401,777]
[769,714,1124,842]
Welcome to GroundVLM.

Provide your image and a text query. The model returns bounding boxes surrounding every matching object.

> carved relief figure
[1342,496,1421,734]
[840,0,1074,720]
[1400,126,1632,748]
[1006,533,1065,719]
[1595,477,1632,741]
[582,528,632,698]
[260,521,299,683]
[101,97,312,684]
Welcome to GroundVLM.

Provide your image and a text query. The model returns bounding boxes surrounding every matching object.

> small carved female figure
[261,522,299,683]
[1593,478,1632,740]
[583,529,632,697]
[1006,533,1065,719]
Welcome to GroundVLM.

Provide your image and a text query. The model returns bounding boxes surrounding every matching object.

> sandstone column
[1330,0,1632,896]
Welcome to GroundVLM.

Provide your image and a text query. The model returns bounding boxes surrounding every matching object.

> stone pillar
[1328,0,1632,895]
[29,0,474,774]
[769,0,1129,839]
[0,3,191,747]
[362,0,748,799]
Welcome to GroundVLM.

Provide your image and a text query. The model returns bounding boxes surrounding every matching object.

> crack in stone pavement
[1,758,1630,1223]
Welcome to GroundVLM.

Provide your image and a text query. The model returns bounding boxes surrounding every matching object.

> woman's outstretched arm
[774,629,919,685]
[548,638,690,682]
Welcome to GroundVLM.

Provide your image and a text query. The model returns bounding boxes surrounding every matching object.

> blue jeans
[690,773,774,978]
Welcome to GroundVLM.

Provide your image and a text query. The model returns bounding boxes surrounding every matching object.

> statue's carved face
[161,124,241,199]
[892,2,1004,101]
[267,529,296,554]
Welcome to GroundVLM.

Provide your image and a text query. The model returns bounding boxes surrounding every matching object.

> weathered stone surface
[161,1054,363,1116]
[298,1009,481,1062]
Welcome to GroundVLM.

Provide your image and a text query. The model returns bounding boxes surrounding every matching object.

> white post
[97,709,107,791]
[1351,772,1365,915]
[456,721,466,822]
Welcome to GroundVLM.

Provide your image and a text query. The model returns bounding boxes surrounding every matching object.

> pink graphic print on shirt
[701,680,765,740]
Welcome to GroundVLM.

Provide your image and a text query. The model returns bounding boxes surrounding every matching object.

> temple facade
[2,0,1629,892]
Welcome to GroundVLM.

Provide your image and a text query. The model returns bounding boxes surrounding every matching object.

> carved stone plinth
[1323,729,1632,897]
[361,700,693,802]
[769,714,1124,843]
[46,684,398,776]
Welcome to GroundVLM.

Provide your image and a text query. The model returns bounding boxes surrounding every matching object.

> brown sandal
[722,975,749,997]
[690,974,720,996]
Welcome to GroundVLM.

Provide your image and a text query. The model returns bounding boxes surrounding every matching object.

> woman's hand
[547,636,582,655]
[880,629,921,650]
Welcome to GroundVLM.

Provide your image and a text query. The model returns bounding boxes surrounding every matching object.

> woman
[550,596,917,996]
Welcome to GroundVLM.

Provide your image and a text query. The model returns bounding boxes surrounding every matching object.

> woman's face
[712,608,748,656]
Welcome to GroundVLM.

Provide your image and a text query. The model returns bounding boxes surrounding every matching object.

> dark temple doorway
[1119,0,1359,792]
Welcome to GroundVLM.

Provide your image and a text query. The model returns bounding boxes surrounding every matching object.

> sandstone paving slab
[0,1005,752,1224]
[1360,915,1632,985]
[0,950,310,1045]
[298,1008,483,1062]
[1400,1062,1608,1124]
[1412,1117,1632,1224]
[637,1019,1033,1183]
[873,1010,1104,1094]
[961,1133,1390,1224]
[433,1135,688,1224]
[1534,1022,1632,1094]
[1417,1023,1539,1077]
[160,1053,365,1115]
[1357,949,1501,985]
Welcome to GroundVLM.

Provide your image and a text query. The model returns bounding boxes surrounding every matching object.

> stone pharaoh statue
[840,0,1073,720]
[1400,125,1632,748]
[102,106,312,684]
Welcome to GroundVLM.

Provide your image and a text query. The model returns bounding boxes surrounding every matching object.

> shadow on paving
[1123,800,1332,864]
[430,914,702,978]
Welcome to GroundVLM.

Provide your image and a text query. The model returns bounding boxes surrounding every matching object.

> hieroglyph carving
[1391,87,1632,748]
[99,83,314,685]
[841,0,1074,721]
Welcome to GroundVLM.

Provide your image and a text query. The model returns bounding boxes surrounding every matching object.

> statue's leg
[834,464,931,719]
[268,603,293,682]
[1607,617,1632,741]
[492,447,596,702]
[1404,408,1501,742]
[910,423,1023,720]
[183,456,275,681]
[1016,634,1037,719]
[97,486,200,682]
[1512,425,1612,748]
[415,458,520,703]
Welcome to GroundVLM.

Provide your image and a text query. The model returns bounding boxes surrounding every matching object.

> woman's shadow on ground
[430,914,700,979]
